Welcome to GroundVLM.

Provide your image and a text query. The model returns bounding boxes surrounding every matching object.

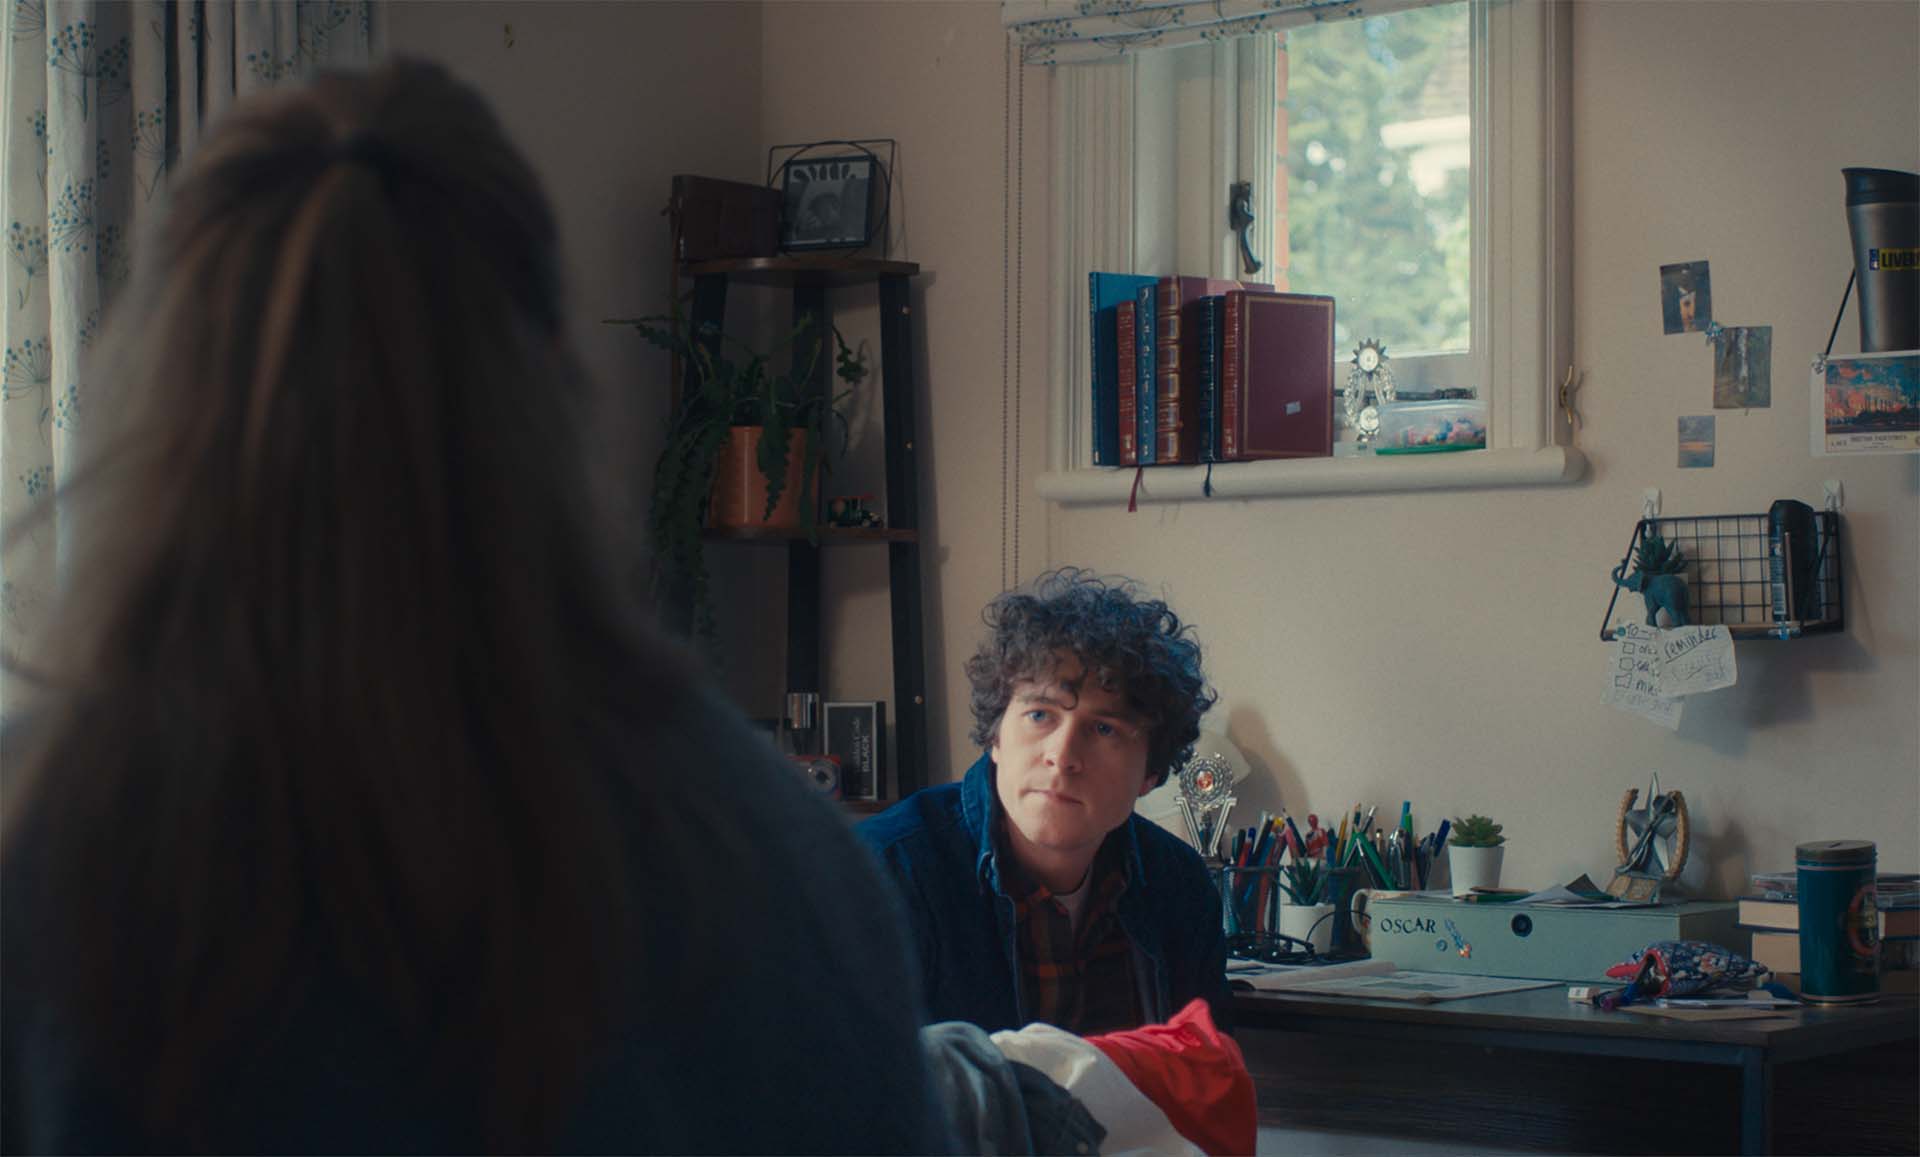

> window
[1039,0,1576,501]
[1279,4,1472,396]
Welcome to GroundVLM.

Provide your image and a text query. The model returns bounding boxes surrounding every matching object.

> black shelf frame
[1599,512,1843,641]
[679,258,928,799]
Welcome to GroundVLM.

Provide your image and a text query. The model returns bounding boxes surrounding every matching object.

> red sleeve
[1086,998,1256,1156]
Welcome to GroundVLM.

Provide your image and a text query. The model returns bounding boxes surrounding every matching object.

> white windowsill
[1035,445,1588,506]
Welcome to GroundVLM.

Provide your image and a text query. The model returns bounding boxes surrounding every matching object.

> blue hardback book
[1089,272,1157,466]
[1135,282,1158,464]
[1197,295,1225,463]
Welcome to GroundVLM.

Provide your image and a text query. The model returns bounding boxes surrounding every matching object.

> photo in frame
[779,155,875,251]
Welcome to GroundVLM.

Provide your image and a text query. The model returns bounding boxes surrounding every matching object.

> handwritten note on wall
[1602,624,1737,729]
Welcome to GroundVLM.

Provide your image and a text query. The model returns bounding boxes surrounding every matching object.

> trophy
[1177,746,1240,862]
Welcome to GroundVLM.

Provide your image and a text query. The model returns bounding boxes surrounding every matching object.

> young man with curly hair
[859,568,1228,1035]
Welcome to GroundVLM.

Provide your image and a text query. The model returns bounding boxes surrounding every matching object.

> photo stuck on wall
[1678,415,1716,468]
[1660,260,1714,335]
[1713,326,1772,409]
[1812,351,1920,455]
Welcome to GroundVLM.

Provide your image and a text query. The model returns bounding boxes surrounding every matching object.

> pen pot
[1278,900,1335,955]
[1323,866,1365,956]
[1214,864,1280,938]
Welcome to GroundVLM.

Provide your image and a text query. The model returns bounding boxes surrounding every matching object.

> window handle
[1228,181,1263,276]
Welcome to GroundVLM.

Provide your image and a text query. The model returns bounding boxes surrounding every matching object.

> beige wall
[766,0,1920,895]
[384,0,764,544]
[392,1,1917,892]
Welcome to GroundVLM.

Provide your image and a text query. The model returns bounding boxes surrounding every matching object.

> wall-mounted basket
[1600,512,1842,641]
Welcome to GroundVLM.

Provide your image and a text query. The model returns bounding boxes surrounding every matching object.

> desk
[1232,988,1919,1154]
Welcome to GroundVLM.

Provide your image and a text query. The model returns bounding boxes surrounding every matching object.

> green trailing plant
[1448,814,1505,848]
[607,305,868,641]
[1633,530,1688,576]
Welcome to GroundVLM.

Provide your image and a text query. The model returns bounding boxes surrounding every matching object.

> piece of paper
[1271,971,1558,1003]
[1602,623,1684,729]
[1652,624,1737,695]
[1713,326,1772,409]
[1811,351,1919,456]
[1228,958,1397,991]
[1621,1006,1792,1022]
[1519,874,1656,908]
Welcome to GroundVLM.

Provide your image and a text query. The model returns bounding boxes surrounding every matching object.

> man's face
[992,655,1153,882]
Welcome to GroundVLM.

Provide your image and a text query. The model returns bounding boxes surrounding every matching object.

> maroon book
[1154,275,1272,463]
[1219,290,1335,461]
[1117,299,1139,466]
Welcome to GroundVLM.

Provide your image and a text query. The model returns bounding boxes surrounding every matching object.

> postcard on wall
[1660,260,1713,335]
[1811,351,1919,456]
[1678,415,1715,468]
[1713,326,1771,409]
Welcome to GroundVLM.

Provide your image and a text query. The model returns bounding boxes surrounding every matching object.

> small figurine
[826,494,883,529]
[1608,772,1690,902]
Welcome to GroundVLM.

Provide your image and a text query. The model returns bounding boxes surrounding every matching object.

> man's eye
[1024,709,1050,724]
[1094,721,1116,737]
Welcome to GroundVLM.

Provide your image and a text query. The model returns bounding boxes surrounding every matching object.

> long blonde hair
[5,59,672,1149]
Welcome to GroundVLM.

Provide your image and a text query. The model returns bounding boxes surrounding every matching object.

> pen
[1282,811,1308,860]
[1433,818,1451,855]
[1356,829,1394,888]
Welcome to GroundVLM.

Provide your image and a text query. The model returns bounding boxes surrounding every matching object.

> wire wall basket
[1601,512,1843,641]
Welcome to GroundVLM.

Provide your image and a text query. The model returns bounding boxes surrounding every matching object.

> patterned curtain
[1003,0,1433,64]
[0,0,372,701]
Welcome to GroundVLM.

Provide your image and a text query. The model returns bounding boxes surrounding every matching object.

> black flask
[1768,499,1819,623]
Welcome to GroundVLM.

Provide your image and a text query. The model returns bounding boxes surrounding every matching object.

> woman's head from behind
[82,58,581,685]
[13,59,650,1149]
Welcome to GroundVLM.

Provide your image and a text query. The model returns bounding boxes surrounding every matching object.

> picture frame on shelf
[780,154,876,252]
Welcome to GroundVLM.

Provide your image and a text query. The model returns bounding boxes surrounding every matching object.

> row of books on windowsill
[1738,870,1918,994]
[1089,273,1336,468]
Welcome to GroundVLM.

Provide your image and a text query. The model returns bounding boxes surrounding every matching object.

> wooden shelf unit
[678,256,929,800]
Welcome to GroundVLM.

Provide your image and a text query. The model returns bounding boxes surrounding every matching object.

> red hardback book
[1219,290,1336,460]
[1117,299,1139,465]
[1154,276,1273,463]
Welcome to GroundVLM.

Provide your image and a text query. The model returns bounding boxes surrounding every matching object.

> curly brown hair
[965,568,1215,787]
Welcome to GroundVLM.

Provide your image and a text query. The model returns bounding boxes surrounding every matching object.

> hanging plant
[607,303,867,642]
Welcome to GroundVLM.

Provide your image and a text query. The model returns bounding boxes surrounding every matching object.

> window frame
[1038,0,1580,505]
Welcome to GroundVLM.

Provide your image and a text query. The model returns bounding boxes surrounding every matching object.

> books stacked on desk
[1088,272,1334,466]
[1739,871,1919,993]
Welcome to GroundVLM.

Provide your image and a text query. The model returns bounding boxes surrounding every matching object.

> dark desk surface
[1232,986,1920,1060]
[1231,988,1920,1154]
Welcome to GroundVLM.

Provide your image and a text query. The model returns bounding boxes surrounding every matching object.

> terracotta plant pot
[709,426,810,529]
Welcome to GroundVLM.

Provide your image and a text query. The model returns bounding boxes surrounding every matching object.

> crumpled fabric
[992,1021,1201,1157]
[921,1021,1106,1155]
[1604,939,1769,998]
[1085,999,1255,1157]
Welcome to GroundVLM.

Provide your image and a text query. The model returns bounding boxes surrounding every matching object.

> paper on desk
[1227,958,1397,990]
[1264,971,1558,1003]
[1519,873,1656,908]
[1621,1006,1792,1022]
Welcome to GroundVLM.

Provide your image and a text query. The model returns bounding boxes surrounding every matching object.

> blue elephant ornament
[1611,562,1690,628]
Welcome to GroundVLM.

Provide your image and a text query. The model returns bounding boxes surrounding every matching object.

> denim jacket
[858,753,1229,1035]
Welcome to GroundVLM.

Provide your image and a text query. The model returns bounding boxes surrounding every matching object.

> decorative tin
[1796,840,1879,1004]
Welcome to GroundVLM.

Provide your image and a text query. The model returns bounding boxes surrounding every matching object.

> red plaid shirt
[1001,830,1140,1035]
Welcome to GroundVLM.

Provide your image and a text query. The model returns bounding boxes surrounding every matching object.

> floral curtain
[1003,0,1433,64]
[0,0,372,701]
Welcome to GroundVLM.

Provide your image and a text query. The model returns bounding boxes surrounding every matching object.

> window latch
[1228,181,1262,276]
